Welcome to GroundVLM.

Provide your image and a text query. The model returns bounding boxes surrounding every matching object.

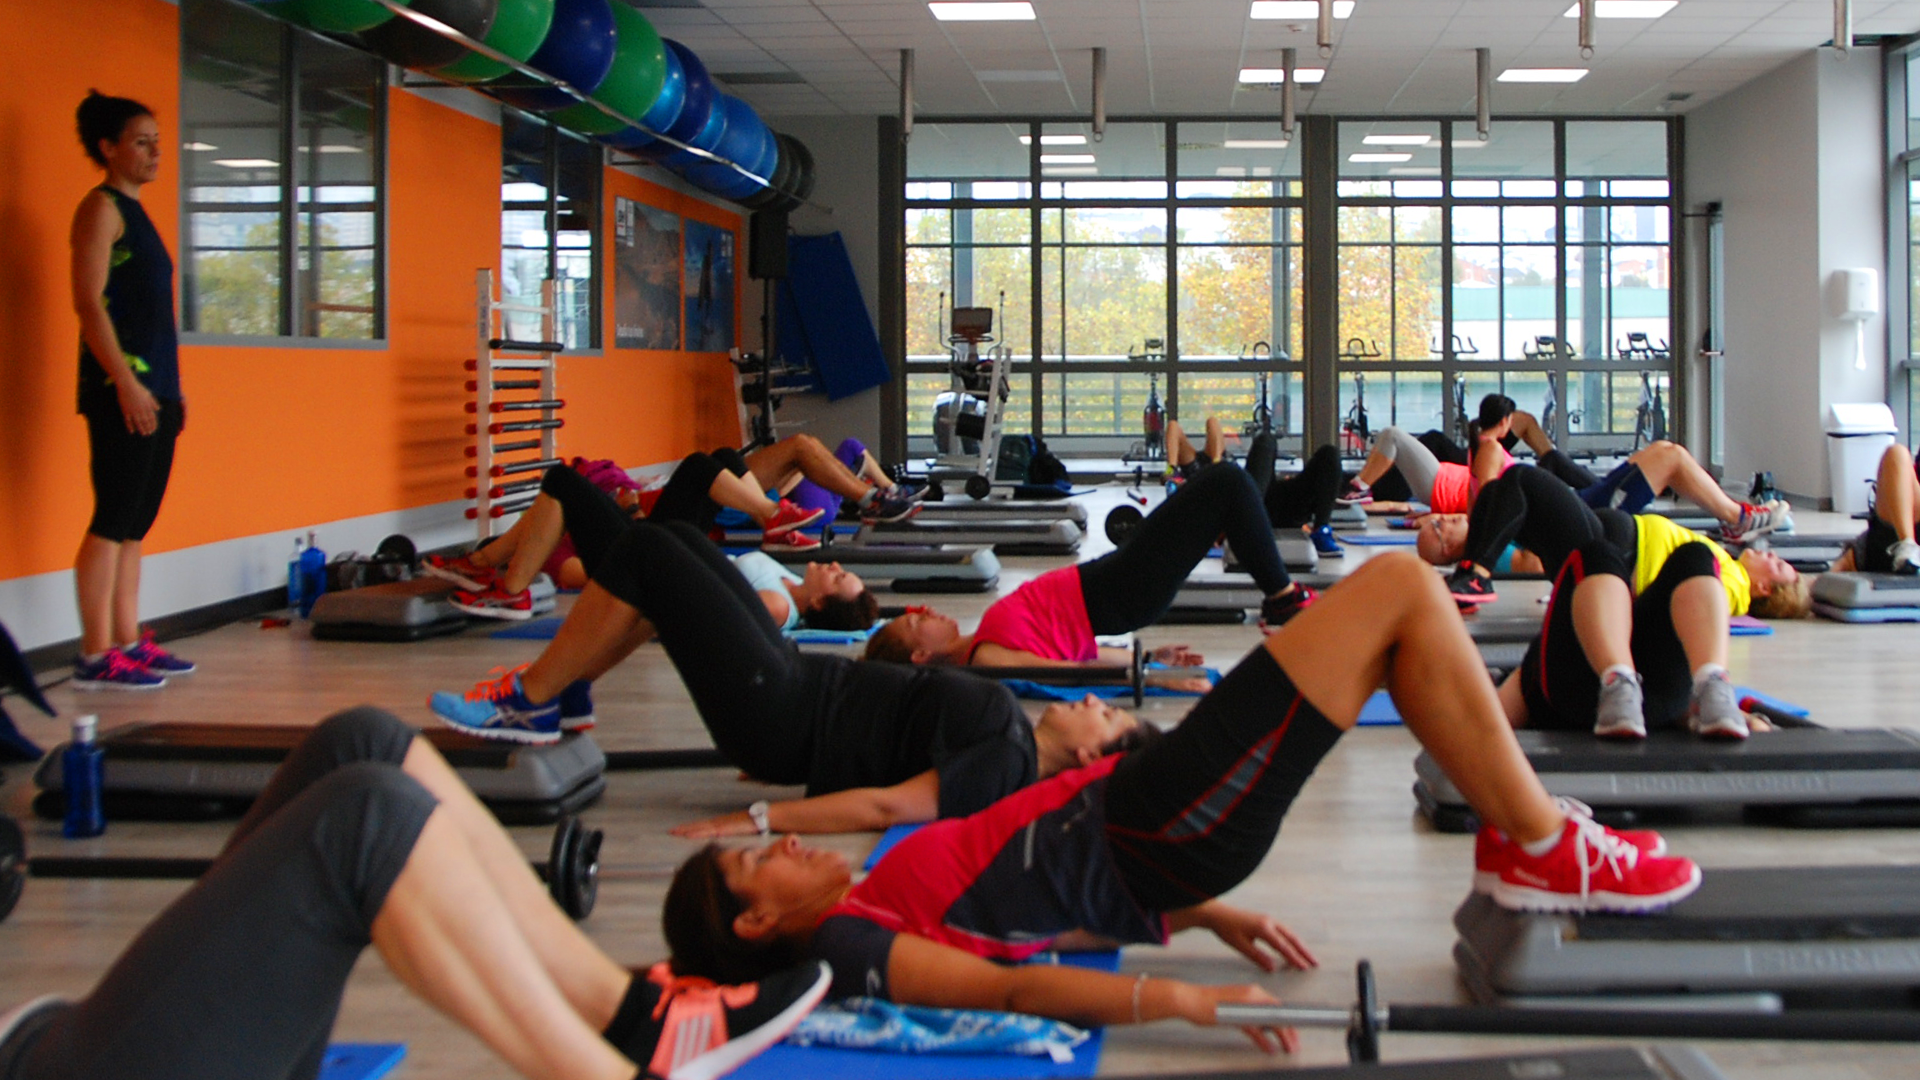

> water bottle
[299,530,327,618]
[287,536,306,614]
[62,714,106,839]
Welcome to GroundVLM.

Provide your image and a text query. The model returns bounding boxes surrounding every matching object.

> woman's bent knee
[305,707,416,769]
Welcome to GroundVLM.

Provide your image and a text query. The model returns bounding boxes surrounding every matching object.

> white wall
[1686,47,1888,504]
[741,116,886,452]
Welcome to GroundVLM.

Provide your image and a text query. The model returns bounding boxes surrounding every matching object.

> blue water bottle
[287,536,306,614]
[62,714,106,839]
[299,530,327,618]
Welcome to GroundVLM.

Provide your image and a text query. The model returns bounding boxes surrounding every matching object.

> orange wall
[0,0,740,585]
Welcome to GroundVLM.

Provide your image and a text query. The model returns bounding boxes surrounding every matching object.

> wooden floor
[5,487,1918,1079]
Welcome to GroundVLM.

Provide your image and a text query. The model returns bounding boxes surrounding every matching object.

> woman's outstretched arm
[671,771,941,837]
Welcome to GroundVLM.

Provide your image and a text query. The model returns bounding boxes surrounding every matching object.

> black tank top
[78,186,179,412]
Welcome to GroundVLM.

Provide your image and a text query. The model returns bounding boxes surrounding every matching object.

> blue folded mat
[319,1044,406,1080]
[732,952,1117,1080]
[1001,667,1221,701]
[492,616,878,644]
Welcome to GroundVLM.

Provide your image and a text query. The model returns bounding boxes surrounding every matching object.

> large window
[502,111,601,350]
[899,115,1673,456]
[180,0,385,339]
[1895,40,1920,435]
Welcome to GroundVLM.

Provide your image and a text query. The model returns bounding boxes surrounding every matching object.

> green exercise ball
[359,0,498,71]
[429,0,554,83]
[550,3,665,135]
[281,0,410,34]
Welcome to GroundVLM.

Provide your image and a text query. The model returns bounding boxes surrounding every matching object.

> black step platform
[1455,865,1920,999]
[33,722,605,825]
[859,517,1083,555]
[1414,727,1920,832]
[760,543,1001,594]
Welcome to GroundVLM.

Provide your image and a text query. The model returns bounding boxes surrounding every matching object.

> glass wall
[901,115,1673,455]
[180,0,385,339]
[501,111,600,349]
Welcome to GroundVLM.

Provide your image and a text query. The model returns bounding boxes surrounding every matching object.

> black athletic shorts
[84,398,182,543]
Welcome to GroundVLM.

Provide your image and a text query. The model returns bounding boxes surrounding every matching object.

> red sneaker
[1259,585,1317,629]
[1479,807,1700,913]
[451,581,534,620]
[422,553,495,591]
[1473,799,1666,894]
[761,528,820,551]
[763,499,825,535]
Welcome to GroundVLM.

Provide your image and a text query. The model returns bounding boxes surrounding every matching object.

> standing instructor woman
[69,92,194,689]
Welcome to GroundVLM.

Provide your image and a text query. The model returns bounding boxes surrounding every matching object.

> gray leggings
[1372,426,1442,503]
[8,708,434,1080]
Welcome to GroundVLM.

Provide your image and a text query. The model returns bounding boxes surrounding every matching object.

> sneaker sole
[432,713,562,745]
[761,538,820,551]
[1593,723,1648,740]
[1491,864,1702,914]
[864,504,924,524]
[71,676,167,691]
[670,962,833,1080]
[1450,593,1498,605]
[1690,721,1750,740]
[560,718,596,732]
[450,600,535,621]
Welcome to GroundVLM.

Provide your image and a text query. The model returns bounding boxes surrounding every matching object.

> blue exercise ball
[684,96,776,200]
[638,40,716,161]
[601,39,685,151]
[488,0,616,113]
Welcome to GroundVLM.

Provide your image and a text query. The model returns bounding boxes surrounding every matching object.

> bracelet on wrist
[1130,973,1150,1024]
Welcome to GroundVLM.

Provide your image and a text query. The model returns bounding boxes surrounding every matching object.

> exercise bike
[1123,338,1168,465]
[1617,333,1669,449]
[930,296,1013,499]
[1338,338,1382,455]
[1240,340,1283,441]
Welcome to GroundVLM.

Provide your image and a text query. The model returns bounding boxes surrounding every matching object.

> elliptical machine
[930,296,1012,499]
[1124,338,1167,464]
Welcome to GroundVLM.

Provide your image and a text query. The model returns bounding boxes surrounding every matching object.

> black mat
[1570,865,1920,943]
[1509,727,1920,774]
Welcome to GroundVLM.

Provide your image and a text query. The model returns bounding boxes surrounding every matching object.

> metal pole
[1833,0,1852,54]
[1282,48,1297,137]
[1578,0,1596,59]
[1091,48,1107,142]
[1475,48,1492,142]
[900,48,916,142]
[1317,0,1334,58]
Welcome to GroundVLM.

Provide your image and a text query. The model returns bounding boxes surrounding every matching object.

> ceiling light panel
[1239,67,1325,83]
[1039,153,1097,164]
[1349,152,1412,162]
[1497,68,1589,83]
[929,2,1036,21]
[1362,134,1431,145]
[1251,1,1355,18]
[1224,139,1291,149]
[1018,134,1089,144]
[1561,1,1678,17]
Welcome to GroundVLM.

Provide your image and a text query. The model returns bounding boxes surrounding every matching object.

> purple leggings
[787,438,868,518]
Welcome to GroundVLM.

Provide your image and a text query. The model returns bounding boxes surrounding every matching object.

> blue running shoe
[430,667,561,744]
[1310,524,1343,558]
[72,648,166,691]
[560,680,595,732]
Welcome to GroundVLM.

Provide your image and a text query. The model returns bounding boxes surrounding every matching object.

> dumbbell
[966,640,1205,707]
[0,813,603,924]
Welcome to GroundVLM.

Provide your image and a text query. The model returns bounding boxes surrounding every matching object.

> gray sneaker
[1593,670,1646,740]
[1889,539,1920,574]
[1687,673,1749,740]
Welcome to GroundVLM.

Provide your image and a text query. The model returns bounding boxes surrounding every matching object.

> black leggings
[536,450,753,573]
[1536,449,1601,490]
[14,708,433,1080]
[1463,464,1613,576]
[647,449,751,531]
[85,399,182,543]
[1080,463,1292,633]
[1519,540,1721,732]
[1104,647,1345,911]
[1241,435,1342,530]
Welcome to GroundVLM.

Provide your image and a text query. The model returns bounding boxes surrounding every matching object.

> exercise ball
[281,0,409,33]
[550,3,666,135]
[600,41,685,151]
[359,0,497,70]
[637,40,716,160]
[683,96,776,200]
[488,0,616,113]
[429,0,553,83]
[739,133,797,209]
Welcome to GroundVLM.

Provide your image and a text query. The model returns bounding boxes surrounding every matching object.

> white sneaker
[1686,673,1749,740]
[1889,539,1920,575]
[1592,669,1646,740]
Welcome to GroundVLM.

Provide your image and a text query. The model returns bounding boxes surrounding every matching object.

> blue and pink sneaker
[73,648,166,691]
[429,667,562,744]
[122,631,196,675]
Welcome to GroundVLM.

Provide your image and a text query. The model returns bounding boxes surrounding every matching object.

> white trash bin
[1825,403,1897,517]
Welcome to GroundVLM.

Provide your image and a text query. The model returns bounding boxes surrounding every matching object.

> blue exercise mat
[319,1044,406,1080]
[1001,667,1221,701]
[490,616,565,640]
[732,952,1116,1080]
[866,822,921,869]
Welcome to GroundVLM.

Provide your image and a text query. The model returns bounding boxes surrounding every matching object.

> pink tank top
[1430,445,1517,514]
[969,565,1097,663]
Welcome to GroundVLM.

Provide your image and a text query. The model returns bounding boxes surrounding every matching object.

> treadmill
[1413,726,1920,832]
[1455,865,1920,1006]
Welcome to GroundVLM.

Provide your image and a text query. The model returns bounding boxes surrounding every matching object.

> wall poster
[613,196,681,349]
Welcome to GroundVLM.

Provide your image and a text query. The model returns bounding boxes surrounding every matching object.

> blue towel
[492,616,876,644]
[786,999,1090,1062]
[319,1044,406,1080]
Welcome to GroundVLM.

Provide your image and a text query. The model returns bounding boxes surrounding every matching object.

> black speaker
[748,209,789,280]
